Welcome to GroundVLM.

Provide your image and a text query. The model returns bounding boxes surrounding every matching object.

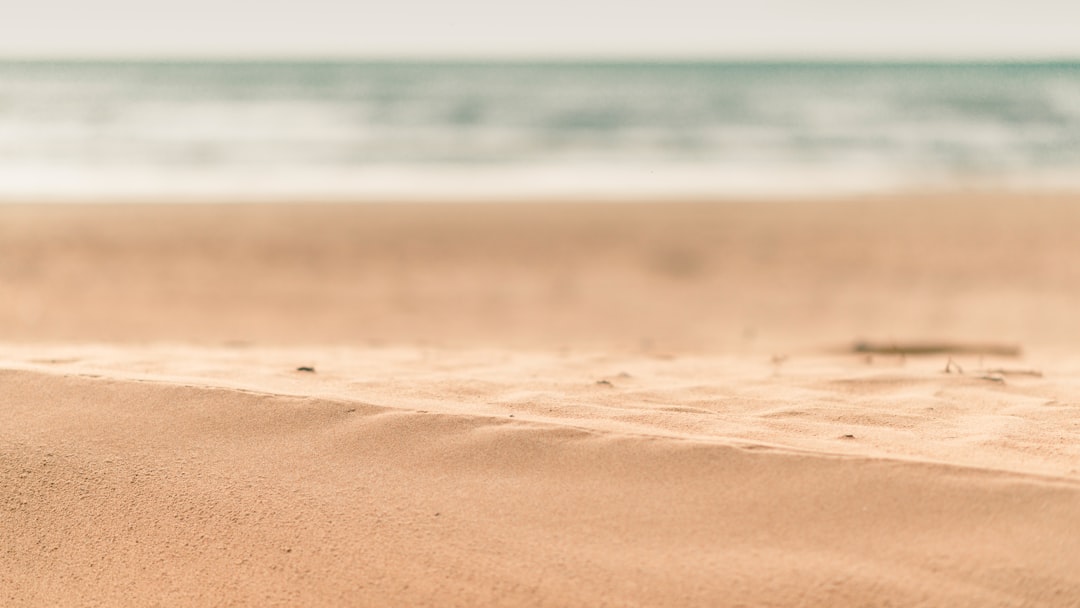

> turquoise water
[2,61,1079,199]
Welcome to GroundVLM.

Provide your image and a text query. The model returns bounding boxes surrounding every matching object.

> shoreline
[5,180,1080,206]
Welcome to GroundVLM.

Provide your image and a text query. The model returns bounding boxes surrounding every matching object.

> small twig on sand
[853,341,1021,357]
[982,368,1043,378]
[943,357,964,374]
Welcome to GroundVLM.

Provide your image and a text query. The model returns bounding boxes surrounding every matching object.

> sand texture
[3,197,1080,606]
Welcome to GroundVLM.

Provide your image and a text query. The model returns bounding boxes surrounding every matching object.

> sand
[2,196,1080,606]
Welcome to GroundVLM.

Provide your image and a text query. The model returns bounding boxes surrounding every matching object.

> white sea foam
[1,61,1078,201]
[7,162,1080,203]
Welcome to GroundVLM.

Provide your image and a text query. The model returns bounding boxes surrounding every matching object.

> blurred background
[1,1,1079,202]
[3,1,1080,354]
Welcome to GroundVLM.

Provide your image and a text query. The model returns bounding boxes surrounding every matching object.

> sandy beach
[3,196,1080,606]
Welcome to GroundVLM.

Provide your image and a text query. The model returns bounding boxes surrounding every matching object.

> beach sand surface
[3,197,1080,606]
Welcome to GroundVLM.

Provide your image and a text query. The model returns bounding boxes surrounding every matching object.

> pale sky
[3,0,1079,59]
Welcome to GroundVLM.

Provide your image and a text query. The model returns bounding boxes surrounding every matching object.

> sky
[2,0,1079,59]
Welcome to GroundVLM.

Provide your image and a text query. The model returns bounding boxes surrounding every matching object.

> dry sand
[2,196,1080,606]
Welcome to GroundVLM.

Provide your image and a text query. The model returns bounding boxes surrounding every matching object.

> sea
[1,60,1079,201]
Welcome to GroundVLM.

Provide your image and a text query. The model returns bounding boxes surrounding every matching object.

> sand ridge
[3,344,1078,480]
